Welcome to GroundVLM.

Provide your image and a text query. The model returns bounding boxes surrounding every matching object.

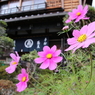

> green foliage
[0,20,14,57]
[17,44,95,95]
[17,65,95,95]
[21,50,39,61]
[2,5,95,95]
[87,5,95,22]
[0,65,20,83]
[0,36,14,48]
[0,60,5,66]
[0,20,7,36]
[0,36,14,56]
[0,20,7,27]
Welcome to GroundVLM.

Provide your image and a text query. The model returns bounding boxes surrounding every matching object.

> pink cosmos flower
[65,5,89,23]
[65,17,73,23]
[5,51,20,74]
[16,68,29,92]
[65,21,95,53]
[34,45,63,70]
[62,26,69,30]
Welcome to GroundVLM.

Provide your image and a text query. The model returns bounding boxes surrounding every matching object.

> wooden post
[60,37,64,67]
[79,0,82,5]
[19,0,22,10]
[31,0,34,9]
[61,0,64,8]
[83,0,86,6]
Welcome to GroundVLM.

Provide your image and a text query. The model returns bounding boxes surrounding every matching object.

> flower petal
[86,21,95,36]
[50,45,56,53]
[38,51,46,57]
[15,51,19,57]
[71,9,78,18]
[40,59,50,69]
[80,25,88,34]
[10,53,17,61]
[83,17,89,19]
[52,56,63,63]
[34,57,46,64]
[10,52,20,62]
[17,74,24,81]
[43,46,50,52]
[65,43,79,51]
[65,19,72,23]
[53,50,61,57]
[21,68,26,74]
[16,82,27,92]
[82,38,95,48]
[5,65,16,74]
[16,57,20,63]
[72,30,80,38]
[10,61,18,66]
[67,38,77,45]
[88,32,95,39]
[73,42,84,53]
[83,5,88,15]
[49,61,57,70]
[77,5,83,10]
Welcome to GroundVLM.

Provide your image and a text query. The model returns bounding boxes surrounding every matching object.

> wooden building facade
[0,0,93,54]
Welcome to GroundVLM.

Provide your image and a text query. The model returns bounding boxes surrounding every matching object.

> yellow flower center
[22,77,26,82]
[77,34,87,42]
[76,12,81,16]
[46,54,52,59]
[12,62,17,65]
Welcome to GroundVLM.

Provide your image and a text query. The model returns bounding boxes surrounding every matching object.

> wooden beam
[45,28,49,33]
[15,31,18,36]
[26,30,32,35]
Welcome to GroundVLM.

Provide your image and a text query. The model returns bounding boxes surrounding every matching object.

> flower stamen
[46,54,52,59]
[12,62,17,65]
[77,34,87,42]
[76,12,81,16]
[22,77,26,82]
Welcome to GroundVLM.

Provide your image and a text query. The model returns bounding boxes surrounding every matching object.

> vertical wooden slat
[64,0,80,12]
[46,0,62,9]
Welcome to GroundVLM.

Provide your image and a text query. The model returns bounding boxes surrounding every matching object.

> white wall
[92,0,95,8]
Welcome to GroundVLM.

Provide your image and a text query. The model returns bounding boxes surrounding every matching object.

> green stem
[66,32,70,38]
[28,80,35,87]
[28,79,46,93]
[88,19,91,23]
[73,22,80,29]
[82,19,85,26]
[72,62,75,75]
[85,51,93,89]
[29,74,49,91]
[29,74,39,84]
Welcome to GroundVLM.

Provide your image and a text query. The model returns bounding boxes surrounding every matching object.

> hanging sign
[15,37,49,52]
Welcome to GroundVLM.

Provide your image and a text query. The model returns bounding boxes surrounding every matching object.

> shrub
[21,50,39,74]
[0,60,5,66]
[0,79,17,95]
[0,65,20,83]
[87,5,95,22]
[21,50,38,61]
